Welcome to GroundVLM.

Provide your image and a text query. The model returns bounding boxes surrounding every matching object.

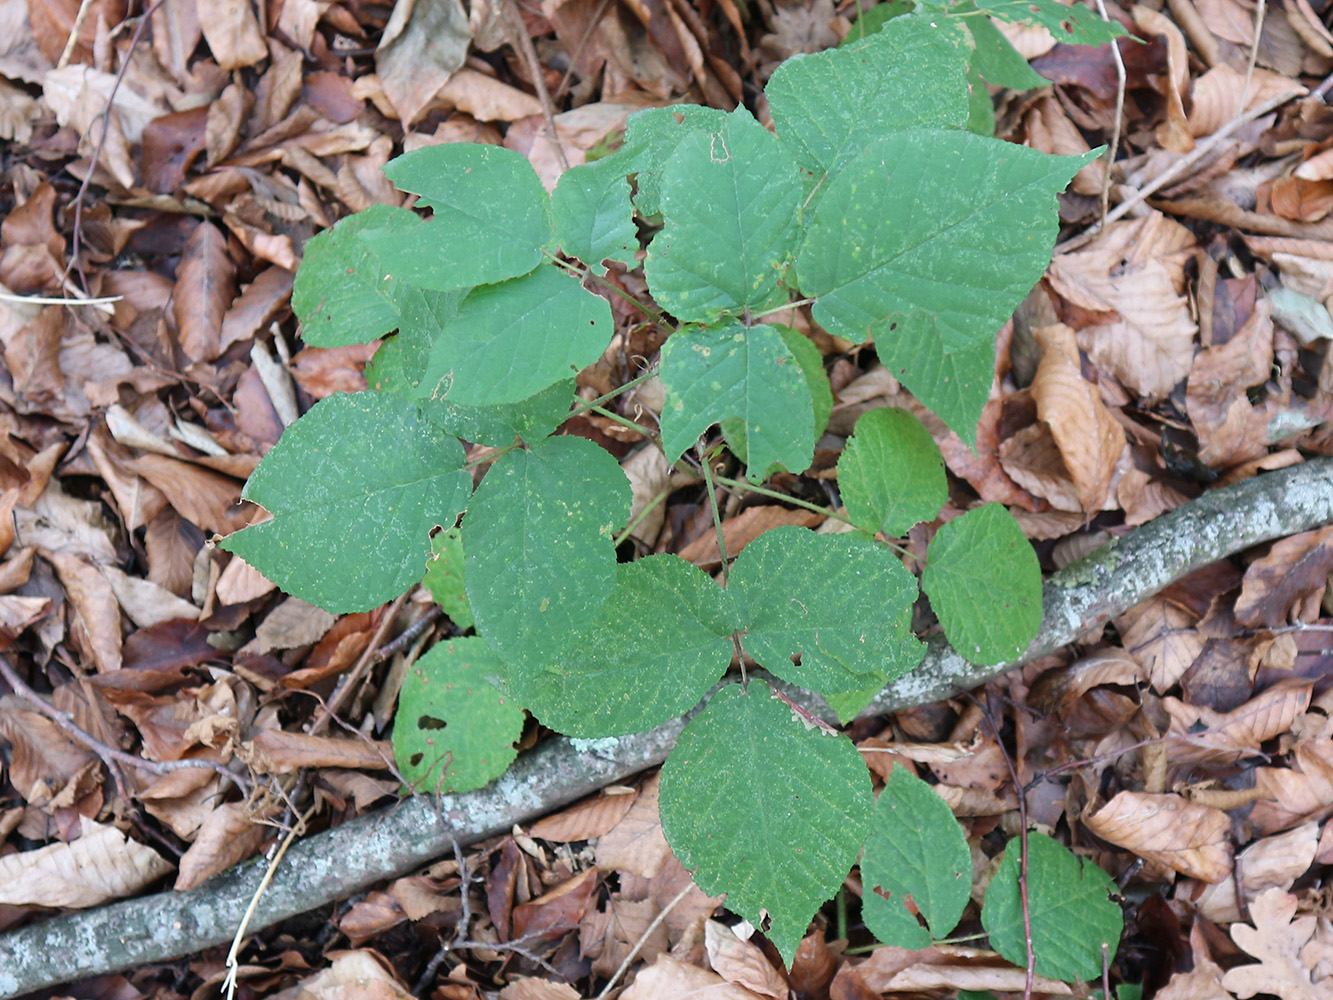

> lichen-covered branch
[3,457,1332,999]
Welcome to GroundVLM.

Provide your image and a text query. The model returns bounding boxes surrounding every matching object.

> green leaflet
[797,130,1094,439]
[617,105,730,217]
[646,109,802,322]
[728,526,923,697]
[462,435,630,665]
[394,637,524,794]
[510,555,738,737]
[659,683,873,964]
[292,204,423,347]
[862,765,973,947]
[220,392,471,614]
[414,263,613,406]
[659,322,815,482]
[921,503,1042,665]
[964,0,1126,44]
[363,143,552,291]
[552,156,639,276]
[982,832,1123,982]
[423,527,472,630]
[839,407,948,537]
[768,14,970,177]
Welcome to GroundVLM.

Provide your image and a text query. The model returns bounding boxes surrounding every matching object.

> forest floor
[2,0,1333,997]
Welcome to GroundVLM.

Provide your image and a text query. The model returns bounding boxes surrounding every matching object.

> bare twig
[309,593,409,736]
[595,883,694,999]
[502,0,568,172]
[56,0,97,68]
[1239,0,1266,112]
[1091,0,1125,230]
[373,606,443,665]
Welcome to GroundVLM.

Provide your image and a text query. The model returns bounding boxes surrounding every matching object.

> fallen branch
[2,457,1333,998]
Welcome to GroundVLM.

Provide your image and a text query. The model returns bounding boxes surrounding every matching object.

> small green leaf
[619,105,730,217]
[967,13,1049,90]
[981,832,1123,982]
[424,527,473,629]
[659,322,814,482]
[797,131,1093,440]
[767,16,970,176]
[552,157,639,275]
[921,503,1041,666]
[970,0,1127,45]
[394,637,524,793]
[965,61,997,136]
[511,555,737,737]
[721,326,833,476]
[659,683,873,964]
[221,392,470,614]
[646,109,802,322]
[362,143,552,291]
[292,204,423,346]
[841,0,914,42]
[862,765,972,947]
[415,263,613,406]
[875,320,997,440]
[839,407,947,537]
[728,526,923,696]
[462,435,630,664]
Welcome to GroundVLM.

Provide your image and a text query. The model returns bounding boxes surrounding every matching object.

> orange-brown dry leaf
[622,954,767,1000]
[241,730,394,774]
[1030,323,1126,512]
[531,788,638,843]
[127,453,243,535]
[1084,791,1233,882]
[175,801,275,891]
[512,867,600,941]
[138,768,221,840]
[0,699,98,807]
[1189,64,1306,136]
[789,929,839,999]
[1023,96,1104,195]
[47,550,122,673]
[678,505,823,569]
[1164,677,1313,765]
[1133,6,1193,152]
[1271,177,1333,223]
[856,944,1074,994]
[1251,739,1333,834]
[997,422,1081,511]
[1187,298,1274,452]
[172,221,235,363]
[280,950,416,1000]
[339,891,409,947]
[583,896,666,978]
[0,816,171,907]
[1154,920,1230,1000]
[1222,888,1333,1000]
[200,0,269,69]
[705,920,787,999]
[1116,595,1205,691]
[1187,821,1319,922]
[498,980,582,1000]
[1235,526,1333,627]
[1030,648,1146,713]
[1047,213,1197,400]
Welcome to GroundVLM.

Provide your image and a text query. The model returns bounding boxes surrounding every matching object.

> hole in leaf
[418,714,448,730]
[409,752,424,766]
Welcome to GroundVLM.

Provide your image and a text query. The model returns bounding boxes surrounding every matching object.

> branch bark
[3,457,1332,998]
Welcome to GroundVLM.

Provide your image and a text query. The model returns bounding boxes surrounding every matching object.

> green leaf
[292,204,423,346]
[659,683,873,964]
[394,637,524,793]
[838,407,948,536]
[981,832,1123,982]
[862,765,972,948]
[969,0,1127,45]
[377,287,468,392]
[721,325,833,476]
[921,503,1041,666]
[659,322,814,482]
[619,105,730,217]
[967,13,1049,90]
[362,143,552,291]
[965,61,997,136]
[646,109,802,322]
[462,435,630,664]
[221,392,470,614]
[511,555,737,737]
[414,263,613,406]
[424,527,473,629]
[728,526,923,697]
[767,16,970,176]
[842,0,914,42]
[797,130,1093,439]
[552,157,639,275]
[874,320,997,441]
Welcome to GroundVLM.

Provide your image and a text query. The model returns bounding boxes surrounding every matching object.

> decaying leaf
[0,816,171,907]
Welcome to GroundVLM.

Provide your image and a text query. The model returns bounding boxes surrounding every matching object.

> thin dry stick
[1055,87,1305,254]
[56,0,97,68]
[967,689,1034,1000]
[0,653,250,794]
[503,0,569,172]
[372,606,443,666]
[1091,0,1126,230]
[1239,0,1266,113]
[596,883,695,999]
[309,592,409,736]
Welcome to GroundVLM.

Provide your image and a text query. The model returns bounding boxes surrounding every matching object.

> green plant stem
[750,298,815,321]
[568,368,658,421]
[613,486,672,547]
[463,442,520,470]
[700,447,730,584]
[587,404,654,437]
[585,267,666,324]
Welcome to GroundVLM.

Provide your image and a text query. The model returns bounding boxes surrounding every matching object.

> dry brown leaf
[278,949,416,999]
[0,698,97,807]
[127,452,243,535]
[241,730,394,774]
[100,565,199,628]
[512,867,600,941]
[705,920,787,999]
[1133,6,1193,153]
[997,422,1081,512]
[175,801,274,891]
[1187,296,1274,449]
[530,787,638,843]
[498,980,581,1000]
[1154,920,1231,1000]
[1189,821,1319,922]
[172,221,235,363]
[1236,526,1333,627]
[1116,595,1205,691]
[1222,888,1333,1000]
[199,0,268,69]
[375,0,471,124]
[1031,323,1126,512]
[1189,64,1306,136]
[1084,791,1233,881]
[678,505,823,569]
[47,550,122,673]
[244,595,337,654]
[622,954,766,1000]
[856,943,1074,994]
[1251,739,1333,833]
[0,815,171,907]
[1023,96,1104,196]
[596,772,672,879]
[1164,677,1313,764]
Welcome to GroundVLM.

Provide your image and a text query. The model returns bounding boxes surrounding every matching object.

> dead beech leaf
[622,954,767,1000]
[173,221,236,363]
[596,772,672,879]
[126,453,242,535]
[1132,6,1192,153]
[1164,677,1313,764]
[199,0,268,69]
[530,788,638,842]
[241,730,394,774]
[1236,525,1333,627]
[100,565,199,627]
[1189,64,1306,137]
[289,950,416,999]
[47,550,122,673]
[499,980,581,1000]
[375,0,472,124]
[1084,791,1233,882]
[512,867,600,941]
[856,943,1074,994]
[998,422,1081,512]
[0,816,171,907]
[1251,739,1333,834]
[1222,888,1333,1000]
[678,505,823,569]
[1031,323,1125,512]
[705,920,788,999]
[175,801,274,891]
[1190,821,1319,922]
[1116,596,1205,692]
